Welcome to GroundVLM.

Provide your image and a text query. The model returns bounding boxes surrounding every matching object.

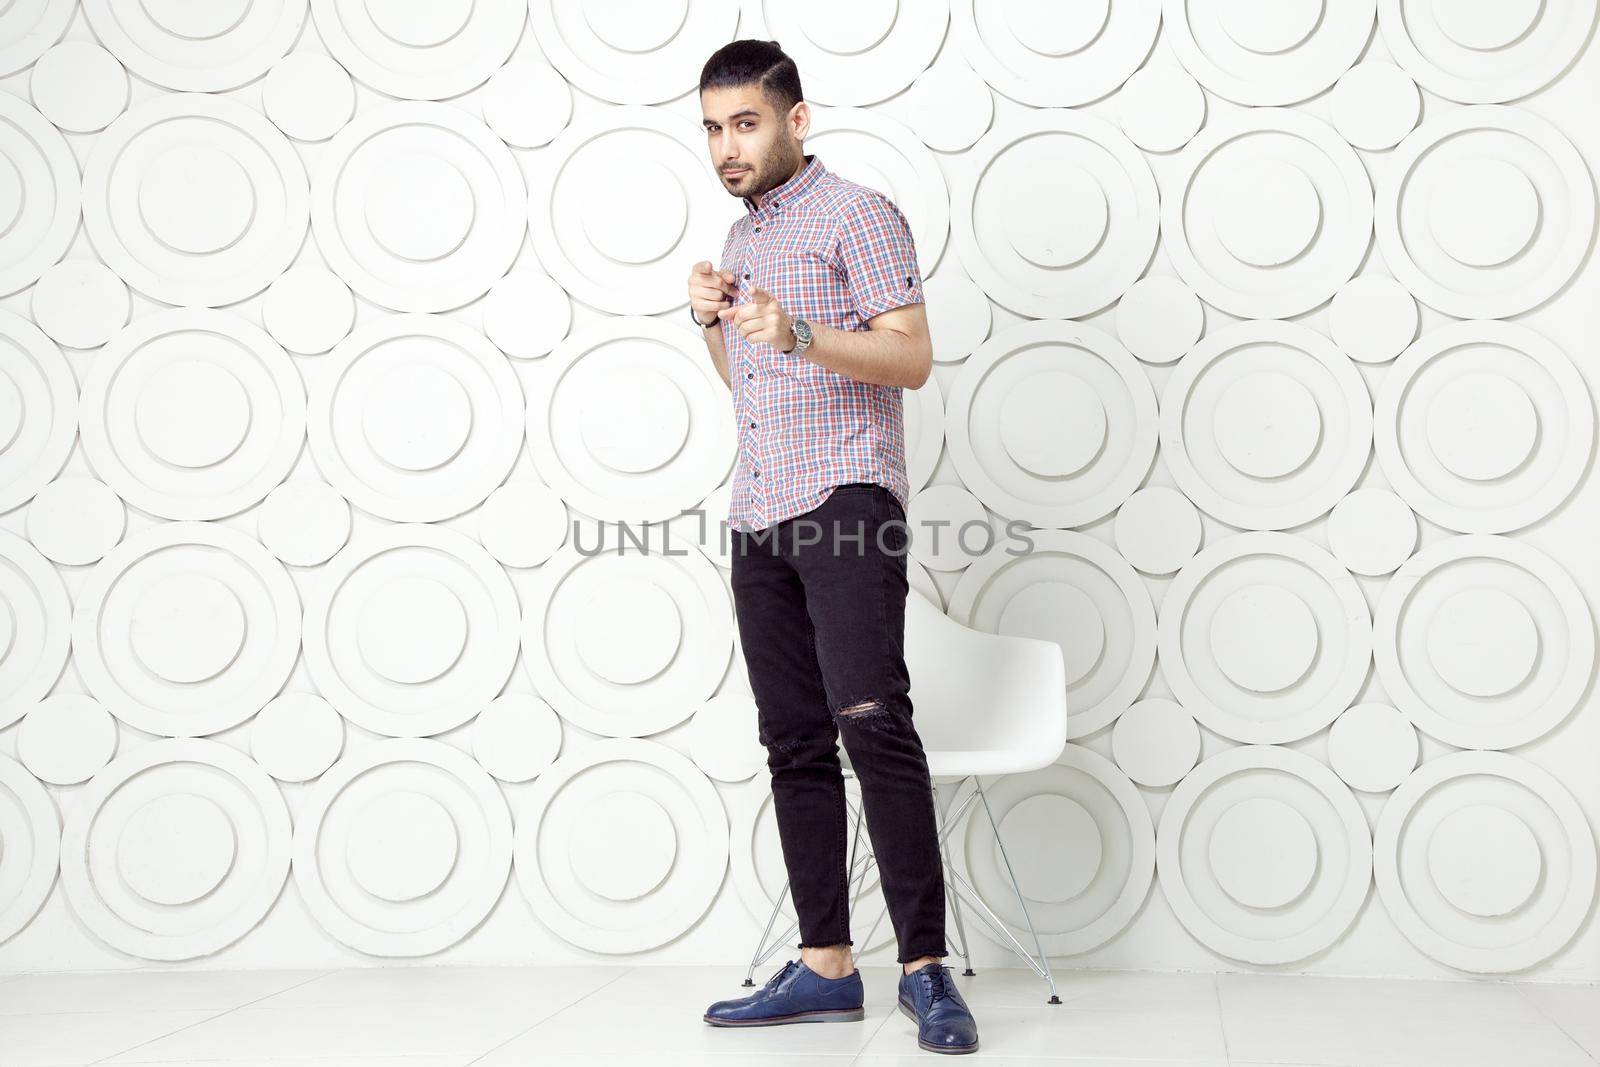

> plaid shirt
[718,153,923,533]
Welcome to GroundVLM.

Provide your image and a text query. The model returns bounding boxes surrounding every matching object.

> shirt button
[746,372,752,379]
[754,226,761,232]
[748,420,756,428]
[742,272,750,279]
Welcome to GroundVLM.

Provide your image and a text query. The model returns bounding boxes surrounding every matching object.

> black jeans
[730,481,947,965]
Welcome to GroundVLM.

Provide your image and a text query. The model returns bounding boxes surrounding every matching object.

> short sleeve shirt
[718,153,924,533]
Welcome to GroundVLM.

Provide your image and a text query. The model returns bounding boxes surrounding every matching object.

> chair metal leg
[973,776,1061,1004]
[744,774,1064,1005]
[741,873,790,986]
[933,776,976,976]
[742,784,874,985]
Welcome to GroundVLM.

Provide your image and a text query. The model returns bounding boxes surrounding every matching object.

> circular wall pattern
[945,319,1158,528]
[262,266,356,356]
[3,0,1599,982]
[262,51,356,143]
[302,523,521,738]
[951,0,1161,106]
[1373,535,1594,751]
[1159,532,1372,745]
[312,0,524,100]
[83,93,309,307]
[1376,107,1594,319]
[1117,65,1207,152]
[0,531,71,730]
[30,40,129,134]
[79,308,306,521]
[312,102,526,313]
[24,476,125,566]
[949,530,1156,739]
[1113,486,1203,576]
[530,0,749,105]
[1329,62,1421,150]
[0,0,74,77]
[0,753,59,945]
[308,313,524,523]
[256,480,351,568]
[948,746,1156,955]
[0,93,80,297]
[1111,698,1201,788]
[1374,321,1591,534]
[294,738,513,956]
[0,310,75,514]
[1378,0,1598,103]
[528,106,729,315]
[951,109,1159,318]
[514,738,728,953]
[72,522,300,737]
[472,693,563,784]
[523,526,734,739]
[762,0,945,105]
[251,692,343,783]
[29,259,131,350]
[1163,107,1372,318]
[1374,750,1595,972]
[19,698,116,785]
[1160,319,1373,531]
[1163,0,1377,105]
[480,58,573,149]
[82,0,305,91]
[526,317,734,523]
[60,738,292,960]
[906,62,993,151]
[1328,702,1417,794]
[1158,744,1371,964]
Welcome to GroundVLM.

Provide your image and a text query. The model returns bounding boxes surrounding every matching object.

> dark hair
[699,39,803,116]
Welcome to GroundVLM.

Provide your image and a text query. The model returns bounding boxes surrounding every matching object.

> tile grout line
[851,987,898,1062]
[83,969,339,1066]
[1213,971,1234,1066]
[1510,981,1600,1066]
[460,965,638,1065]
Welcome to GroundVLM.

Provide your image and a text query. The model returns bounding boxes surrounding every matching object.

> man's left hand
[720,286,796,353]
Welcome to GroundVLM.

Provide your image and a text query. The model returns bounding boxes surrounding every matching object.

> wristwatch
[689,305,719,328]
[787,316,813,354]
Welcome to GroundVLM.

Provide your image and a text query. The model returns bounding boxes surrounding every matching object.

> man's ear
[788,100,810,141]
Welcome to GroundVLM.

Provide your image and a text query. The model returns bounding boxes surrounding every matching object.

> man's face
[701,86,805,201]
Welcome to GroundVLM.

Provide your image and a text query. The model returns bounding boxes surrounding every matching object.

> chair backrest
[897,590,1069,779]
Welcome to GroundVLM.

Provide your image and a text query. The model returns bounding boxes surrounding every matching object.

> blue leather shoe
[704,959,865,1026]
[898,961,979,1054]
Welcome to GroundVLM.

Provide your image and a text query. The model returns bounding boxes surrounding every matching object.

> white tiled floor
[0,964,1596,1066]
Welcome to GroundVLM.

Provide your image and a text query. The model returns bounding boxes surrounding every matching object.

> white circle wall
[1,0,1598,979]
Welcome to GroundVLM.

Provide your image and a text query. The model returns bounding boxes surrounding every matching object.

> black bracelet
[689,306,717,329]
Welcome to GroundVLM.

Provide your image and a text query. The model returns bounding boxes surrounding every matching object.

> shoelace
[921,965,954,1003]
[765,959,800,991]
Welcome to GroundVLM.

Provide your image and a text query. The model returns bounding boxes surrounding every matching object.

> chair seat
[838,591,1068,779]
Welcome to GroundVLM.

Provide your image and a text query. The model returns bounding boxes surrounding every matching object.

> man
[687,39,979,1055]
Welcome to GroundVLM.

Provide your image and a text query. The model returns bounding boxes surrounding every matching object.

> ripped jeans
[730,481,947,965]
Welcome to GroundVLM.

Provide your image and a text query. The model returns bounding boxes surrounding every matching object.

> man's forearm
[700,319,732,389]
[792,318,928,389]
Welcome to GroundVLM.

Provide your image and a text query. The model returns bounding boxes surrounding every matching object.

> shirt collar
[743,153,824,216]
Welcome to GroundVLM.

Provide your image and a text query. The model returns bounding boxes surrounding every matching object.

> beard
[724,143,803,198]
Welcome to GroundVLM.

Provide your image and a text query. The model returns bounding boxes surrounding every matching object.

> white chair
[742,589,1069,1003]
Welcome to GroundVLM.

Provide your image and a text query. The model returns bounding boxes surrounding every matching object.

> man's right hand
[688,261,737,327]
